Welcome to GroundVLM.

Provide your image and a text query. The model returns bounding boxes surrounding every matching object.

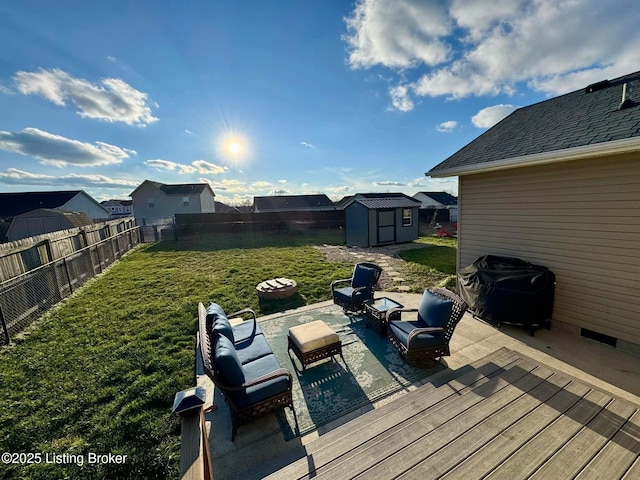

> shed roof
[416,192,457,206]
[346,192,422,210]
[428,70,640,177]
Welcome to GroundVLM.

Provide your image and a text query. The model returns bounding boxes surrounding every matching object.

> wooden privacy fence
[175,210,345,237]
[0,224,141,344]
[0,218,137,282]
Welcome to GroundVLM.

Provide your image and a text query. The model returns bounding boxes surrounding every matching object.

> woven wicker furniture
[197,302,296,441]
[331,262,383,314]
[363,297,404,337]
[387,288,468,367]
[288,320,344,372]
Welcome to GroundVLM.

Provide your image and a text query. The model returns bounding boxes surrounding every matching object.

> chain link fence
[0,226,141,344]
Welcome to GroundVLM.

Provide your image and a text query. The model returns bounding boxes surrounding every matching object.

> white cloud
[145,158,226,174]
[389,85,414,112]
[436,120,458,132]
[0,128,134,167]
[345,0,640,101]
[0,168,137,188]
[344,0,452,69]
[192,160,226,174]
[374,180,407,187]
[0,85,13,95]
[300,141,315,149]
[14,68,158,126]
[471,104,517,128]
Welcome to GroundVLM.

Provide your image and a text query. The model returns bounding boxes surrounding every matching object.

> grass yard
[0,232,353,480]
[0,231,457,479]
[398,236,458,290]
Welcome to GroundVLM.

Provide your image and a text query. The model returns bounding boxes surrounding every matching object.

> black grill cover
[457,255,555,330]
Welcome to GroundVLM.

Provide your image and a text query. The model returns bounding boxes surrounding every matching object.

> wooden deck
[264,347,640,480]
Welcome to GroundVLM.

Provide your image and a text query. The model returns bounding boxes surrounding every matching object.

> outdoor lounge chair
[331,262,383,314]
[387,287,468,366]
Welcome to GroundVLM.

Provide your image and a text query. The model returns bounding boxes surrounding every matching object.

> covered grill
[457,255,555,336]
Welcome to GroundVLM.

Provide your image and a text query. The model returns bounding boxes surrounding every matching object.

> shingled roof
[428,70,640,177]
[253,194,335,212]
[0,191,83,218]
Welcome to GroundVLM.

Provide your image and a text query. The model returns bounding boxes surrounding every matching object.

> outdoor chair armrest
[407,327,446,348]
[228,308,257,322]
[213,368,293,391]
[386,308,418,322]
[229,307,258,341]
[330,278,352,292]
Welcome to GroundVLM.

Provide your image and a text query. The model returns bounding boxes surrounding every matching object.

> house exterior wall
[131,183,215,225]
[458,152,640,347]
[62,193,110,220]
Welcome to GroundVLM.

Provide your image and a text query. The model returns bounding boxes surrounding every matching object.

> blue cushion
[352,265,376,289]
[232,319,263,343]
[234,355,290,408]
[214,335,245,386]
[235,334,272,365]
[207,303,235,343]
[389,321,445,349]
[418,290,453,329]
[333,286,373,305]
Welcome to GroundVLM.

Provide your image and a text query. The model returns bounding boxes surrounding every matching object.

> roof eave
[428,136,640,178]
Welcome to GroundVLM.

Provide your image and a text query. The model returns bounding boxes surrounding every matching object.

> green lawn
[399,236,458,290]
[0,232,457,479]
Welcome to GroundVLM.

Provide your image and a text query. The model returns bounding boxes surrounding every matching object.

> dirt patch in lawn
[313,242,429,292]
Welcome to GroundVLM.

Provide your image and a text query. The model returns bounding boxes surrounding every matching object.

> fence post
[63,258,73,294]
[0,305,9,345]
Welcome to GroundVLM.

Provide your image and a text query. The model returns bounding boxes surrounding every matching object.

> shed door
[377,209,395,244]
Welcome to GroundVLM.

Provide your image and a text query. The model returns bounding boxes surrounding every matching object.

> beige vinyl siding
[458,152,640,346]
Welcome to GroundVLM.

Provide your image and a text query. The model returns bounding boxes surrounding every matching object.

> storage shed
[342,193,421,247]
[6,208,93,241]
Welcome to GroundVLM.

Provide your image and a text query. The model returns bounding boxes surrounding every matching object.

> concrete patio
[199,292,640,479]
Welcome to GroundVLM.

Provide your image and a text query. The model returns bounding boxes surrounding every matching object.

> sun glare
[227,141,241,155]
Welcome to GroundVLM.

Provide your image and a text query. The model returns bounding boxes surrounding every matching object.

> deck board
[264,348,640,480]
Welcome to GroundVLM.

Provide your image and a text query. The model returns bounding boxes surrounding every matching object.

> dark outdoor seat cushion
[234,333,273,365]
[233,354,290,408]
[232,319,263,343]
[388,320,445,349]
[214,335,245,386]
[333,286,373,305]
[418,289,453,328]
[352,264,377,288]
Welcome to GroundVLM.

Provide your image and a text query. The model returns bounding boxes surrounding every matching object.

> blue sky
[1,1,639,205]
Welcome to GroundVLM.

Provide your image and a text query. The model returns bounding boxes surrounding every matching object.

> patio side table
[363,297,404,337]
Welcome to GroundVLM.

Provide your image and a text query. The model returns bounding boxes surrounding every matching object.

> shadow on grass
[146,231,346,252]
[258,292,306,315]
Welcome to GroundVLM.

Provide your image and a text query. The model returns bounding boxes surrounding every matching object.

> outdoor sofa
[197,302,295,441]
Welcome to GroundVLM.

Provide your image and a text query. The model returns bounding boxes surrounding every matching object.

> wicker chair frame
[386,288,468,367]
[331,262,383,314]
[197,303,295,441]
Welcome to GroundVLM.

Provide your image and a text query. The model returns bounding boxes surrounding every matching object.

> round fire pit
[256,277,298,300]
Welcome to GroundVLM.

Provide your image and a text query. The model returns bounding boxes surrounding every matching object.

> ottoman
[288,320,344,372]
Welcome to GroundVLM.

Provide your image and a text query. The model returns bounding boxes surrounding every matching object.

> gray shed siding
[457,152,640,347]
[345,203,369,247]
[395,207,419,243]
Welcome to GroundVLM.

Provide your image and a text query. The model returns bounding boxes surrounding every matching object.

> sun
[227,141,241,155]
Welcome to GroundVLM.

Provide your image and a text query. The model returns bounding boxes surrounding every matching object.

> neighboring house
[427,70,640,351]
[6,208,93,242]
[129,180,216,225]
[214,201,243,213]
[101,199,133,217]
[413,191,458,222]
[0,190,110,222]
[252,194,335,212]
[340,193,421,247]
